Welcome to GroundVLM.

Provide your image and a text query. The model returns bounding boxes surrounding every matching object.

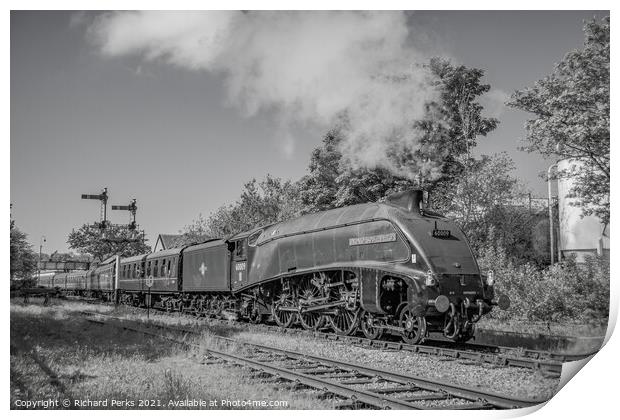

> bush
[477,238,609,325]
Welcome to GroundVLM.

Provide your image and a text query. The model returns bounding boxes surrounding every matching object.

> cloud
[89,11,439,179]
[69,11,90,29]
[481,88,510,119]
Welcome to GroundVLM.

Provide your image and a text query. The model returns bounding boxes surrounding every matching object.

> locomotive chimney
[386,189,424,213]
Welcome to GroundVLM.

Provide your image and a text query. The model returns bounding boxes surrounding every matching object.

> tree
[508,17,609,224]
[182,175,301,240]
[67,224,151,262]
[419,57,499,212]
[443,153,549,265]
[10,219,38,282]
[444,153,519,237]
[298,58,499,213]
[298,130,343,213]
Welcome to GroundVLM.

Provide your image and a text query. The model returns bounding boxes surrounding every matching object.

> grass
[10,299,334,410]
[476,317,608,338]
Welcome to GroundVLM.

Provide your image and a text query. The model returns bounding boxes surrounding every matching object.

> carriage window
[146,261,151,277]
[160,259,166,277]
[153,260,159,277]
[167,260,171,276]
[170,257,176,277]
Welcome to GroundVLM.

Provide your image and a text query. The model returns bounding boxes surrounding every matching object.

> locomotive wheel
[298,278,327,330]
[399,305,427,344]
[272,292,297,328]
[359,310,383,340]
[329,307,360,336]
[299,310,326,330]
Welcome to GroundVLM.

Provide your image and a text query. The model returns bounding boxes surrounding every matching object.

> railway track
[95,301,590,376]
[42,296,595,375]
[80,310,544,410]
[258,325,587,376]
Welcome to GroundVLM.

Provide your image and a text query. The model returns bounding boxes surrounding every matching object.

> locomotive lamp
[486,270,495,287]
[425,270,436,287]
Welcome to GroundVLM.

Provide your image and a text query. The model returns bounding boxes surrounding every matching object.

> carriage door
[231,238,248,289]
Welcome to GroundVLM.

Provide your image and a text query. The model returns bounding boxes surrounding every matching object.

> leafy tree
[298,58,499,213]
[443,153,550,265]
[67,224,150,262]
[444,153,520,238]
[181,213,213,244]
[182,175,301,240]
[10,219,38,282]
[508,17,610,224]
[297,130,343,212]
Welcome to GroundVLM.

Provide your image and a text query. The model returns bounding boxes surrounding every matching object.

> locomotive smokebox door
[230,238,248,288]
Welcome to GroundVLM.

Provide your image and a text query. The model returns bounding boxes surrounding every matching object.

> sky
[10,10,608,254]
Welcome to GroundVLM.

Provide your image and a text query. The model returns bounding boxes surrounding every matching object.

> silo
[556,158,610,262]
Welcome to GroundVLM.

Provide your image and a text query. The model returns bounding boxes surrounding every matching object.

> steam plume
[89,11,439,179]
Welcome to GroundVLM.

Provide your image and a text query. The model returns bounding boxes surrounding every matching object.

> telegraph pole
[38,236,46,285]
[547,164,557,265]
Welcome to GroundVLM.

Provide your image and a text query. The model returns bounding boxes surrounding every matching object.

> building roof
[155,234,190,250]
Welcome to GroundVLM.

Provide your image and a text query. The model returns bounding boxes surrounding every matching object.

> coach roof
[120,253,148,264]
[146,247,183,260]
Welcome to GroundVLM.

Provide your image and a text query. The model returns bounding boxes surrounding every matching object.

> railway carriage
[65,271,88,295]
[118,253,147,293]
[91,257,116,300]
[37,272,56,288]
[53,273,68,289]
[137,248,183,310]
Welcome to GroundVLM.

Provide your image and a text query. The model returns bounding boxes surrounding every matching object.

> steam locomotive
[38,190,509,344]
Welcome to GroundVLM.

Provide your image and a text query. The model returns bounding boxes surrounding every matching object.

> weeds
[10,302,331,409]
[478,239,609,327]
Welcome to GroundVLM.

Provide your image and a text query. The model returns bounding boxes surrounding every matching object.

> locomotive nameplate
[431,229,451,238]
[349,233,396,246]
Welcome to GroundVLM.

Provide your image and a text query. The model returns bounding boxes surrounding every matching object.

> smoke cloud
[89,11,439,179]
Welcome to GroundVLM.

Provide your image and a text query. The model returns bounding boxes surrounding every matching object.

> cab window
[235,239,246,259]
[248,230,262,247]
